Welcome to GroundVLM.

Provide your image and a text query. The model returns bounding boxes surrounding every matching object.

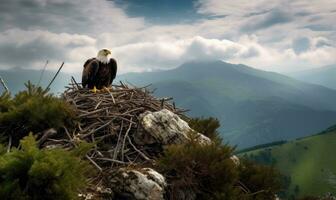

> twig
[0,75,9,93]
[38,128,57,146]
[95,157,127,164]
[121,121,133,161]
[7,135,12,153]
[45,62,65,91]
[71,76,80,89]
[127,136,150,161]
[86,155,103,172]
[37,60,49,86]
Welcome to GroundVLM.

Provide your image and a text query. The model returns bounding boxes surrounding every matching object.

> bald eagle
[82,49,117,92]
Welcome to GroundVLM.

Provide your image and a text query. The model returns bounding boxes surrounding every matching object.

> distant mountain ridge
[288,64,336,90]
[2,61,336,148]
[119,60,336,148]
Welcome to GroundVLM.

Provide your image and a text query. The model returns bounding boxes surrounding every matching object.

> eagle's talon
[103,87,113,92]
[90,86,99,93]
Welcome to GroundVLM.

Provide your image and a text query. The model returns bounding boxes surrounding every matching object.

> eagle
[82,49,117,93]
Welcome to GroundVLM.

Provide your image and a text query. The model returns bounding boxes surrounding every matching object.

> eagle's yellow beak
[106,50,111,55]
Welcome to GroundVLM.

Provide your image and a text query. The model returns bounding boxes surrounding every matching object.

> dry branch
[41,81,186,173]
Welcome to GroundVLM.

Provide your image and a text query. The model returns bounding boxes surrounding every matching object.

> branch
[0,75,9,93]
[45,62,65,91]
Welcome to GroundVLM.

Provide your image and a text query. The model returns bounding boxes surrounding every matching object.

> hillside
[119,60,336,148]
[240,127,336,198]
[289,64,336,90]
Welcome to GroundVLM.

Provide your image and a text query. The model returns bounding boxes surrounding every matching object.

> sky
[0,0,335,74]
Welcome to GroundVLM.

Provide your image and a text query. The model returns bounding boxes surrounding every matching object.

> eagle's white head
[97,49,111,64]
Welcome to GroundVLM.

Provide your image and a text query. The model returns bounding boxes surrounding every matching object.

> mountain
[288,64,336,90]
[2,61,336,148]
[0,68,78,95]
[119,60,336,148]
[240,126,336,198]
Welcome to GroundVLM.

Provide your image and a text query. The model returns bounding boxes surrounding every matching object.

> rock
[136,109,211,146]
[110,168,166,200]
[230,155,240,166]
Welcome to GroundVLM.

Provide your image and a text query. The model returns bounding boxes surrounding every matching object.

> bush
[238,159,283,200]
[0,82,75,145]
[188,117,221,141]
[0,134,91,200]
[0,92,12,113]
[157,141,240,200]
[157,141,284,200]
[156,117,284,200]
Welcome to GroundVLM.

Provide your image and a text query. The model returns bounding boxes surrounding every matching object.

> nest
[41,80,187,174]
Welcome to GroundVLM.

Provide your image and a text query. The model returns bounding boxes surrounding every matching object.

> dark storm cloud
[111,0,202,24]
[0,0,92,34]
[0,29,96,69]
[0,41,64,67]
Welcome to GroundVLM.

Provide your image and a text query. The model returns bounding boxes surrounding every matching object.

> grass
[240,130,336,198]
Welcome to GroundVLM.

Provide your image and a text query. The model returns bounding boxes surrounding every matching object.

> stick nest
[41,81,187,174]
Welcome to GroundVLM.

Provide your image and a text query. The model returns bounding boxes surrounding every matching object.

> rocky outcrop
[135,109,211,146]
[230,155,240,166]
[110,168,167,200]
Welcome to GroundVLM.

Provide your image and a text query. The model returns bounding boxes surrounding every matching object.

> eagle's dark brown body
[82,58,117,89]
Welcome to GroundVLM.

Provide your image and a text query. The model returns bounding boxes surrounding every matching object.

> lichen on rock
[136,109,211,146]
[109,167,167,200]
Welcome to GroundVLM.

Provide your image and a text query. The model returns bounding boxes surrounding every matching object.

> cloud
[112,35,274,72]
[292,37,311,54]
[240,9,293,32]
[112,34,336,73]
[0,29,97,72]
[0,0,145,35]
[0,0,334,75]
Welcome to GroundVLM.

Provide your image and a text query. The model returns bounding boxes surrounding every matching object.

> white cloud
[0,0,335,74]
[112,34,336,73]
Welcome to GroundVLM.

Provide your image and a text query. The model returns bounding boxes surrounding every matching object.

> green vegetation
[157,117,283,200]
[0,82,75,144]
[0,83,310,199]
[0,134,91,200]
[241,129,336,198]
[188,117,221,141]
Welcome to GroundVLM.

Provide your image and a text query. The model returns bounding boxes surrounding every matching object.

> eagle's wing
[108,58,118,85]
[82,58,99,88]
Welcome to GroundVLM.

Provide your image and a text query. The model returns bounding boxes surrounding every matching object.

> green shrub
[0,92,12,113]
[0,134,91,200]
[157,140,241,200]
[188,117,221,141]
[0,82,75,144]
[238,159,283,200]
[157,117,284,200]
[297,197,319,200]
